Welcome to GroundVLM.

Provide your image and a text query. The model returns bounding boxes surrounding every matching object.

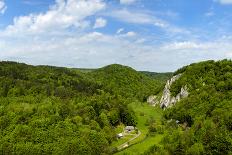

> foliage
[140,71,173,83]
[90,64,163,101]
[0,61,165,154]
[115,102,164,155]
[155,59,232,155]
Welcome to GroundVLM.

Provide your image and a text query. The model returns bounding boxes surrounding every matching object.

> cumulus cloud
[120,0,136,5]
[2,0,105,35]
[93,17,107,29]
[0,0,232,72]
[2,29,231,72]
[0,0,7,14]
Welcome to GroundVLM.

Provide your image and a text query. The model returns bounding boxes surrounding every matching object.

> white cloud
[124,31,136,37]
[2,27,231,72]
[108,8,190,38]
[2,0,105,35]
[120,0,136,5]
[0,0,7,14]
[116,28,124,34]
[135,38,146,44]
[93,17,107,29]
[109,9,168,29]
[0,0,232,72]
[117,31,137,38]
[216,0,232,4]
[162,41,212,50]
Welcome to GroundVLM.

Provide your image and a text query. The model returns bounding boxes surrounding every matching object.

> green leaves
[0,62,148,154]
[160,59,232,154]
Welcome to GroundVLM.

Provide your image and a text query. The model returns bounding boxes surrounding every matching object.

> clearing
[113,101,164,154]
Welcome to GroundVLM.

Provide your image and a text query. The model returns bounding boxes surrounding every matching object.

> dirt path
[117,130,141,150]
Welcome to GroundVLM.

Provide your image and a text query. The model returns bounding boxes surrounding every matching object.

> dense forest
[1,60,232,155]
[140,72,172,83]
[0,61,162,154]
[146,60,232,155]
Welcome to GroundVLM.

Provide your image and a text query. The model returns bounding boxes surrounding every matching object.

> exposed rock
[159,74,181,108]
[160,74,189,109]
[147,95,158,106]
[180,85,189,98]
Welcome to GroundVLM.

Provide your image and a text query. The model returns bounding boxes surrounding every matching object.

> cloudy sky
[0,0,232,72]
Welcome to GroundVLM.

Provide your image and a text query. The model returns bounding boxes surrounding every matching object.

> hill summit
[91,64,163,101]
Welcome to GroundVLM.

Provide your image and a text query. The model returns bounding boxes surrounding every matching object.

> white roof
[125,126,135,130]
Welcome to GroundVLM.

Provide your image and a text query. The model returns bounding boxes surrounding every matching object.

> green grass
[113,101,164,154]
[129,102,163,131]
[111,135,135,148]
[116,134,164,155]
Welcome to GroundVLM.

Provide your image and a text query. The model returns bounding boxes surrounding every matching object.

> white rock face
[180,85,189,98]
[160,74,189,109]
[147,95,158,106]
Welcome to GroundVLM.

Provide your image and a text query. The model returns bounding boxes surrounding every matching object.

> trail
[117,130,141,150]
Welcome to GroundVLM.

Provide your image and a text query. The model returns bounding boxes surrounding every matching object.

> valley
[1,0,232,154]
[0,60,232,154]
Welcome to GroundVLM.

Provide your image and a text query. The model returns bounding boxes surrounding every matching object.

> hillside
[146,60,232,154]
[2,60,231,155]
[75,67,172,84]
[140,71,173,83]
[0,61,164,154]
[90,64,164,101]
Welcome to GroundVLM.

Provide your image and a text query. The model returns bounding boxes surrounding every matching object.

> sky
[0,0,232,72]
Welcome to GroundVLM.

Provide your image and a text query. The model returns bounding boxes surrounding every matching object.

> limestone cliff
[147,95,159,106]
[160,74,188,109]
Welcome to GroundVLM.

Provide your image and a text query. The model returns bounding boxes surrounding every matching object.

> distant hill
[74,66,172,82]
[0,61,165,100]
[140,71,173,83]
[73,65,171,100]
[89,64,164,101]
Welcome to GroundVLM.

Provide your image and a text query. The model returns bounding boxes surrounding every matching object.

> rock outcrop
[147,95,159,106]
[160,74,189,109]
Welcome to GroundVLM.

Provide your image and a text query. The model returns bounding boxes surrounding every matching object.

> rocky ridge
[160,74,189,109]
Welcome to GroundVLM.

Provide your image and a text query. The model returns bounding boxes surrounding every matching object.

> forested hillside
[146,60,232,155]
[0,61,163,154]
[140,72,172,83]
[90,64,163,101]
[2,60,231,155]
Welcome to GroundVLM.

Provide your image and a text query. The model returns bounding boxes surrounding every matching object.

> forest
[0,61,162,154]
[0,60,232,154]
[145,59,232,155]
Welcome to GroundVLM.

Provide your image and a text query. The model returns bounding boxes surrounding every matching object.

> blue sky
[0,0,232,72]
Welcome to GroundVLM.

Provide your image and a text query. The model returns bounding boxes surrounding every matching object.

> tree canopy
[147,60,232,155]
[0,61,163,154]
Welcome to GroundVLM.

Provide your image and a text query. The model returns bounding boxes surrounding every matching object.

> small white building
[117,133,123,139]
[125,126,135,132]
